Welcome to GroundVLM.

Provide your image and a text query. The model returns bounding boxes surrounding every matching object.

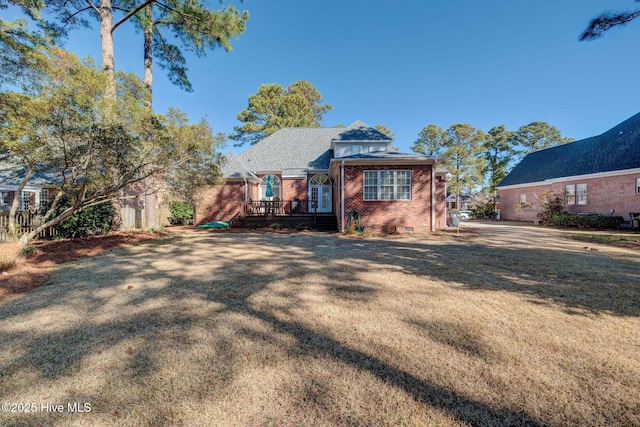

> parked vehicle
[459,210,471,220]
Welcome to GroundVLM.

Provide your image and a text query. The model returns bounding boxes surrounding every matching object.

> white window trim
[0,191,10,207]
[565,184,576,205]
[363,170,412,201]
[519,193,526,208]
[636,178,640,194]
[576,183,587,205]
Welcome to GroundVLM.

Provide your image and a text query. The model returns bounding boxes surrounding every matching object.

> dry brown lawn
[0,222,638,426]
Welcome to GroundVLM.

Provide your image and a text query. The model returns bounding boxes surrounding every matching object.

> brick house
[198,121,448,232]
[497,112,640,222]
[0,161,57,212]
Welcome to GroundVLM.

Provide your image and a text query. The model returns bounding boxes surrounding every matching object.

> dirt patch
[0,230,169,302]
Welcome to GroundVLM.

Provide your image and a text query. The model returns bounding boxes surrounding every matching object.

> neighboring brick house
[497,112,640,222]
[0,161,57,212]
[199,121,448,232]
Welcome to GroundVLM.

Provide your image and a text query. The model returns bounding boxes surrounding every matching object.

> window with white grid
[363,170,411,201]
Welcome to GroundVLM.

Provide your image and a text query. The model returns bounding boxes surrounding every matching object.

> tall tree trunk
[99,0,123,230]
[8,164,32,239]
[143,4,158,229]
[99,0,116,106]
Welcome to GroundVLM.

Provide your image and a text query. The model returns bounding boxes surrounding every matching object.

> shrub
[536,191,565,224]
[470,197,497,219]
[552,214,624,230]
[169,202,194,221]
[49,196,114,238]
[269,222,281,230]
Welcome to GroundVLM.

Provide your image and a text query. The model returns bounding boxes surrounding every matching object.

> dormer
[331,120,393,158]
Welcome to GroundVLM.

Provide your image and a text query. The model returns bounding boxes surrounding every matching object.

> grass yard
[0,223,639,426]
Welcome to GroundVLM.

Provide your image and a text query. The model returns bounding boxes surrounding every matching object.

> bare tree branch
[112,0,155,33]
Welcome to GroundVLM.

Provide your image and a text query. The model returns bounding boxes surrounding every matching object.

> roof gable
[331,121,392,142]
[226,121,391,176]
[498,112,640,187]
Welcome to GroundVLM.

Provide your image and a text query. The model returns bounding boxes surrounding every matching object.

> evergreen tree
[482,125,516,194]
[443,124,485,210]
[411,124,445,156]
[231,80,332,145]
[515,121,573,154]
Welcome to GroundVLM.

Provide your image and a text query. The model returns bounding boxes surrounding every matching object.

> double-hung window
[39,190,49,208]
[565,185,576,205]
[20,191,31,210]
[363,170,411,200]
[576,184,587,205]
[636,178,640,194]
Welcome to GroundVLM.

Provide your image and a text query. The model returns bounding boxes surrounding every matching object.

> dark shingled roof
[498,112,640,187]
[0,157,59,187]
[331,120,392,142]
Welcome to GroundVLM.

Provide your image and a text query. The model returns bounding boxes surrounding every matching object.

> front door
[309,175,332,213]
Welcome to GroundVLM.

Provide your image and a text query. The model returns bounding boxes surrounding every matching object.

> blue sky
[20,1,640,152]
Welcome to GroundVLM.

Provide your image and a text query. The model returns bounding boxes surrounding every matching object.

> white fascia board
[0,185,43,192]
[281,173,307,179]
[252,170,281,176]
[281,170,328,179]
[498,167,640,190]
[330,141,391,151]
[330,158,439,166]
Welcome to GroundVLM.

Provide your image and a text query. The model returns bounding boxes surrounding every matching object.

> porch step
[315,215,337,231]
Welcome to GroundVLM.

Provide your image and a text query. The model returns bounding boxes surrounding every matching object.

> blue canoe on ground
[198,221,229,229]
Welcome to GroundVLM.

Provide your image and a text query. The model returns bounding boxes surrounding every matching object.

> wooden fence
[1,205,173,242]
[0,211,61,242]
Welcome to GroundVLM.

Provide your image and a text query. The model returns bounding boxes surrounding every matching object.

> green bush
[269,222,281,230]
[470,199,497,219]
[169,202,194,220]
[51,198,115,238]
[551,214,624,230]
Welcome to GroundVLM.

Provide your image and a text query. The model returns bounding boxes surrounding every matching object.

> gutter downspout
[431,165,436,232]
[341,161,345,233]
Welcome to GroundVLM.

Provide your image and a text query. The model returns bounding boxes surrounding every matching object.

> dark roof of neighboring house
[498,112,640,187]
[0,158,59,188]
[223,121,397,178]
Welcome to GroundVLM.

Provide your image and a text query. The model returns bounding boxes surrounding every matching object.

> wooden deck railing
[240,199,317,216]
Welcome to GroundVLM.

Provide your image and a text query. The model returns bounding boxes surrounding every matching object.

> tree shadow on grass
[1,229,637,425]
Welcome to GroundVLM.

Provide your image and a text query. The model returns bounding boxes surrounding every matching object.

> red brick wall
[342,164,444,233]
[282,177,308,200]
[499,172,640,222]
[196,181,246,224]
